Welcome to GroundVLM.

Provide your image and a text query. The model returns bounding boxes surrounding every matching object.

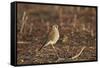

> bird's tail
[38,41,51,52]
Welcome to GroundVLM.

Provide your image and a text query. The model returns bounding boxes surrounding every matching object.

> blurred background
[16,3,97,65]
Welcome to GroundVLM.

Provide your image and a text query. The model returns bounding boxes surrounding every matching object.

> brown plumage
[38,24,59,52]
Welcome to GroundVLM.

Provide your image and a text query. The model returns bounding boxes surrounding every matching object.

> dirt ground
[16,3,97,65]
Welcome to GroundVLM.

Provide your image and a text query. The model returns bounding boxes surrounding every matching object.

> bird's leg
[51,44,60,59]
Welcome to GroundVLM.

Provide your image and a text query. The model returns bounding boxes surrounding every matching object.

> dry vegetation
[17,3,97,65]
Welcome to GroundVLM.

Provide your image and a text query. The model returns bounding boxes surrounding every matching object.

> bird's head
[52,24,58,29]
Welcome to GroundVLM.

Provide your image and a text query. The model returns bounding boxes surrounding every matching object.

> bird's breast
[52,28,59,44]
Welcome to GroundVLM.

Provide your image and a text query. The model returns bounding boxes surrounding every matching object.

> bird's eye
[56,25,58,28]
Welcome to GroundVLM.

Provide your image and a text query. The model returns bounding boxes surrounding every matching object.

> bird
[38,24,60,58]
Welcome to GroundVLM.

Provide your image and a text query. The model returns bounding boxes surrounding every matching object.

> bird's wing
[48,28,55,41]
[38,28,55,51]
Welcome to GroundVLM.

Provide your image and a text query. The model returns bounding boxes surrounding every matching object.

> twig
[17,41,31,44]
[72,14,77,28]
[46,21,50,33]
[71,46,86,59]
[20,11,28,33]
[55,6,63,26]
[29,23,33,34]
[59,8,63,24]
[77,7,81,12]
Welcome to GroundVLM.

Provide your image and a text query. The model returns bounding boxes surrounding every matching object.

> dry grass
[16,3,97,65]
